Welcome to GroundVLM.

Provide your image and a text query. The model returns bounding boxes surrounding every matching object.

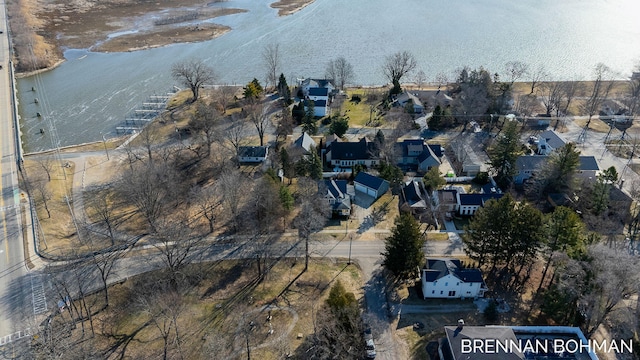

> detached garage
[354,172,389,199]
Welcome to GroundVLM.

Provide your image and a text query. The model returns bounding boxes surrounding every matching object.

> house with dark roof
[354,172,389,199]
[299,78,336,117]
[577,156,600,179]
[322,179,352,217]
[396,139,442,172]
[326,138,380,168]
[456,193,503,216]
[421,258,487,299]
[514,155,601,184]
[400,181,428,214]
[238,146,268,163]
[537,130,566,155]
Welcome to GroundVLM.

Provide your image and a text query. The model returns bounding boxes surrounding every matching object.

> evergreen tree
[308,148,323,180]
[382,213,425,279]
[277,73,292,105]
[378,161,403,191]
[428,105,444,131]
[536,206,584,294]
[487,120,522,189]
[279,185,294,212]
[280,148,295,184]
[422,166,446,193]
[244,78,264,100]
[302,100,318,135]
[329,115,349,137]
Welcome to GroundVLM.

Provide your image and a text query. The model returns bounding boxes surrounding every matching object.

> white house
[394,91,424,114]
[238,146,268,163]
[456,193,503,216]
[299,78,335,117]
[421,258,487,299]
[326,138,380,168]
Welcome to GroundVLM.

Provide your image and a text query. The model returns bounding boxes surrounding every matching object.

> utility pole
[102,134,109,160]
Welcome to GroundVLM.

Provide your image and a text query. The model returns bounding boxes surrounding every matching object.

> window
[445,282,448,286]
[448,291,456,296]
[456,282,459,286]
[467,291,471,294]
[440,291,443,295]
[432,290,435,294]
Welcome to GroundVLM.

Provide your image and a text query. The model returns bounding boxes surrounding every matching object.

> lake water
[17,0,640,152]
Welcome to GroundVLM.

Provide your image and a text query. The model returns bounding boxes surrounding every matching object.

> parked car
[364,326,376,359]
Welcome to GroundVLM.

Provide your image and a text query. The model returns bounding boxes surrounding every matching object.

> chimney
[453,319,465,336]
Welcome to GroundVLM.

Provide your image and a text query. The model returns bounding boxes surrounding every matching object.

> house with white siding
[238,146,268,163]
[326,138,380,168]
[421,258,487,299]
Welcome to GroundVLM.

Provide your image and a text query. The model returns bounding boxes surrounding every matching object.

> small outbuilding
[354,172,389,199]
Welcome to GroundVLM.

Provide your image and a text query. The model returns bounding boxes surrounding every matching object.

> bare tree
[223,115,248,164]
[262,43,281,90]
[218,167,247,232]
[151,217,206,288]
[214,85,237,114]
[190,184,222,234]
[137,280,186,360]
[86,184,119,245]
[435,72,449,89]
[514,93,538,118]
[325,56,355,90]
[30,178,52,218]
[382,50,417,89]
[623,63,640,116]
[413,69,427,90]
[36,156,56,182]
[578,244,640,337]
[119,161,184,231]
[246,101,272,147]
[190,101,220,157]
[527,64,548,94]
[583,63,616,124]
[172,58,215,103]
[559,79,584,116]
[293,177,330,271]
[504,61,529,85]
[140,125,159,165]
[539,81,563,116]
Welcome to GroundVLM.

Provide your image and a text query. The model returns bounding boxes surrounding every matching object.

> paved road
[0,2,31,347]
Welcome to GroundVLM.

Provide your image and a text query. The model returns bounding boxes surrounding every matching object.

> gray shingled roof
[293,132,317,153]
[354,172,387,191]
[423,258,486,284]
[539,130,566,149]
[308,87,329,96]
[579,156,599,171]
[238,146,267,158]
